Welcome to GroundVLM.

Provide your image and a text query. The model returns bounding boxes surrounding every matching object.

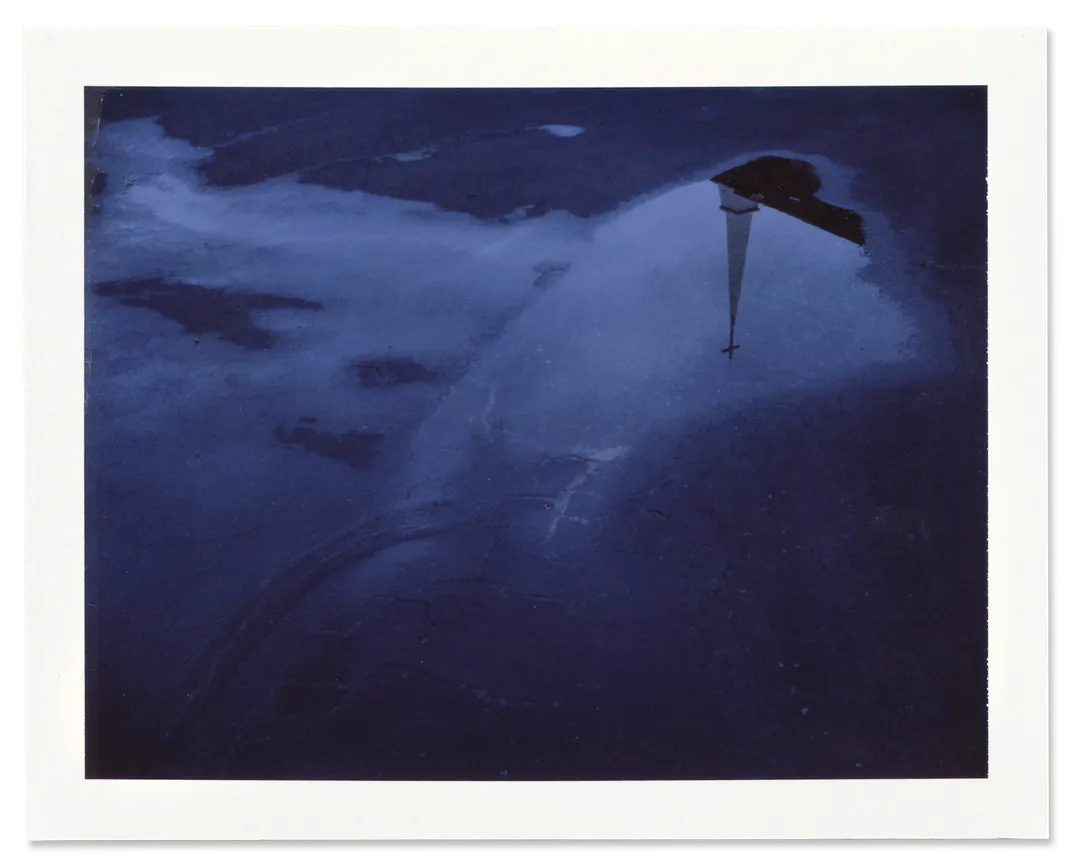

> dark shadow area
[92,278,323,349]
[89,169,108,202]
[93,86,985,239]
[272,425,384,470]
[150,376,985,782]
[608,377,988,780]
[351,357,440,388]
[713,155,866,245]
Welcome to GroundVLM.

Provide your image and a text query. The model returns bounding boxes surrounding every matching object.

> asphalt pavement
[85,86,988,780]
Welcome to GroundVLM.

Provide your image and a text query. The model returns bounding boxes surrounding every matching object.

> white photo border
[25,25,1049,840]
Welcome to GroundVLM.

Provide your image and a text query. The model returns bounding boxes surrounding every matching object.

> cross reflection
[712,156,867,362]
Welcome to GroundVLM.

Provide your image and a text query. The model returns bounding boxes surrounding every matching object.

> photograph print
[84,85,988,781]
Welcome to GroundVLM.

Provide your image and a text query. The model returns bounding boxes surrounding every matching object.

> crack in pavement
[544,447,629,542]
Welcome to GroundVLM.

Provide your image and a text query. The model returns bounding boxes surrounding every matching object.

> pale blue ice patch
[533,124,585,138]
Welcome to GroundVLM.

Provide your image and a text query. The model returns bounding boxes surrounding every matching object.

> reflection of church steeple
[717,185,759,360]
[712,156,867,362]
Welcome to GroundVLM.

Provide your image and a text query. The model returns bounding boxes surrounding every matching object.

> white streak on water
[533,124,585,138]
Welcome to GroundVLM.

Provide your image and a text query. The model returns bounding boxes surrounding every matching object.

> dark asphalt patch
[351,357,440,388]
[272,425,384,470]
[92,277,323,349]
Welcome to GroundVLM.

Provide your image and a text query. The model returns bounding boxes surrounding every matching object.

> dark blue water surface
[85,87,987,780]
